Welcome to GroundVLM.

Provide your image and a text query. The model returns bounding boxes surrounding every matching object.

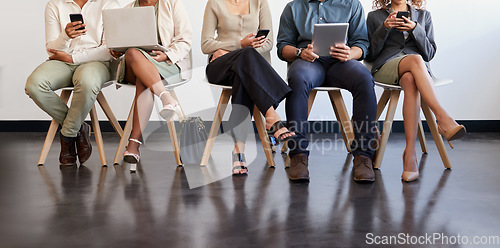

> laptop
[311,23,349,57]
[103,6,167,52]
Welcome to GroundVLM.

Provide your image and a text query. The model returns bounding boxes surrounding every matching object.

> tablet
[312,23,349,57]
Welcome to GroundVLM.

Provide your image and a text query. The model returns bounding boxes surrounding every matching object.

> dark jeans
[286,57,377,158]
[206,47,291,143]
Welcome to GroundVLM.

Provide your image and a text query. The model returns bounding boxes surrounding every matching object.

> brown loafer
[353,155,375,183]
[288,153,310,181]
[76,122,92,165]
[59,133,77,166]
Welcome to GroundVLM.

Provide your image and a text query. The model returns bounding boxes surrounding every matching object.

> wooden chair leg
[166,119,182,166]
[421,99,452,168]
[113,101,135,165]
[329,90,354,153]
[90,106,107,166]
[417,119,428,154]
[373,90,400,169]
[253,106,275,167]
[200,89,231,166]
[97,92,123,138]
[37,89,72,165]
[376,90,391,120]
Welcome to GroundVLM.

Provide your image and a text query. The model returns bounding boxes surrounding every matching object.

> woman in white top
[110,0,192,164]
[201,0,296,175]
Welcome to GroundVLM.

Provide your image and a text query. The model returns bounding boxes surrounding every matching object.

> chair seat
[312,86,343,91]
[112,79,189,90]
[199,78,232,90]
[374,77,453,90]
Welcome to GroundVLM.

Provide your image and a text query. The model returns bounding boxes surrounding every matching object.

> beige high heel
[438,124,466,149]
[402,150,419,182]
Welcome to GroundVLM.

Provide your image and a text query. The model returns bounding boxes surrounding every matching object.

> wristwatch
[296,48,304,58]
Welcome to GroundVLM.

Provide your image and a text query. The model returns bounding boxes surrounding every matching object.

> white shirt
[45,0,120,64]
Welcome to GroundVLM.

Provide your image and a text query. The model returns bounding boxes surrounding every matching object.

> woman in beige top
[110,0,192,164]
[201,0,296,175]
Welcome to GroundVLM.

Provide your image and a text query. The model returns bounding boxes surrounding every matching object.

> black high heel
[232,153,248,175]
[267,121,299,143]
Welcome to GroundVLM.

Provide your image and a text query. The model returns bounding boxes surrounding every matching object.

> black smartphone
[256,29,270,38]
[69,14,85,30]
[396,11,410,21]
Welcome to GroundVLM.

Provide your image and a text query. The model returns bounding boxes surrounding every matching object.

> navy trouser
[206,47,291,143]
[286,57,377,158]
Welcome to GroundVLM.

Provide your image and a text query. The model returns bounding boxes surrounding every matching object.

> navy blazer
[365,5,437,74]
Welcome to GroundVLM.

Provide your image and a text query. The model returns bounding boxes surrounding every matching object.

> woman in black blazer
[366,0,466,182]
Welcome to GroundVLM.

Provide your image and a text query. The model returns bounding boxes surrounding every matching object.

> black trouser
[206,47,291,143]
[286,57,377,158]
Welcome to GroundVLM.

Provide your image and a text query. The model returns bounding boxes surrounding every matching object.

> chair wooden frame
[112,81,188,166]
[373,79,453,169]
[200,83,276,167]
[281,87,355,156]
[37,86,124,166]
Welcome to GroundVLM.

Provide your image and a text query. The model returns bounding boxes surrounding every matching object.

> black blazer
[365,5,437,74]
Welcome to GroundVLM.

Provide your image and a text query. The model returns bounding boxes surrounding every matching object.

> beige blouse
[201,0,273,63]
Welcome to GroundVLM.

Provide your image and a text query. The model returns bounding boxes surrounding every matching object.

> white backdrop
[1,0,499,122]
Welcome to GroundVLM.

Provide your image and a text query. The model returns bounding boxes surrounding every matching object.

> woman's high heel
[123,138,142,164]
[402,150,419,182]
[438,124,466,149]
[158,91,180,121]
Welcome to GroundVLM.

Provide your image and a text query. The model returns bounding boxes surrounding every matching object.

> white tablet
[311,23,349,57]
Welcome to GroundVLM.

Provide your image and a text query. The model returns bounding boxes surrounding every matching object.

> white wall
[1,0,499,122]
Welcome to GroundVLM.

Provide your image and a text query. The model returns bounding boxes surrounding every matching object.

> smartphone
[396,11,410,22]
[69,14,85,30]
[256,29,270,38]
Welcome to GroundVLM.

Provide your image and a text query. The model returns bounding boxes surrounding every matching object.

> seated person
[109,0,192,164]
[366,0,466,182]
[201,0,296,175]
[25,0,120,166]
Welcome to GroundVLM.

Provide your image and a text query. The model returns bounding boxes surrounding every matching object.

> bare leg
[398,55,458,132]
[124,49,177,108]
[126,80,155,156]
[400,72,419,172]
[263,106,295,139]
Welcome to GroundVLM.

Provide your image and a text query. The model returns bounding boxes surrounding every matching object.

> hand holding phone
[396,11,410,22]
[256,29,270,38]
[66,13,86,38]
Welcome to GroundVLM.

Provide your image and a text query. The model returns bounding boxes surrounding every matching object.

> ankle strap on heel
[159,91,170,99]
[129,138,142,145]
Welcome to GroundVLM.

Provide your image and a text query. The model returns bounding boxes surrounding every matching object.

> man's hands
[384,12,416,31]
[240,33,267,49]
[299,44,319,62]
[48,48,73,63]
[65,21,86,39]
[329,44,352,62]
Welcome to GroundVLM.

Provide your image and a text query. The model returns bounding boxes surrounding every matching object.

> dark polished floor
[2,131,500,248]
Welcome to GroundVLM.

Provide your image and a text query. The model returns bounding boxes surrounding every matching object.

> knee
[400,72,417,92]
[353,70,375,93]
[74,76,102,96]
[125,48,145,64]
[404,54,426,70]
[25,73,49,99]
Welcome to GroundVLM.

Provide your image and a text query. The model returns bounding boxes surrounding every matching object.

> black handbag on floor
[179,117,208,165]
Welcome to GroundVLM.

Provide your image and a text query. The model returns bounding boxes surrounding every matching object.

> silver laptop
[103,7,167,52]
[312,23,349,57]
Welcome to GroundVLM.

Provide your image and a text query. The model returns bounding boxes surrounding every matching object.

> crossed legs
[123,49,178,157]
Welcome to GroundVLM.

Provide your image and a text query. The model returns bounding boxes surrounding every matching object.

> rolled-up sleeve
[276,4,298,61]
[347,1,369,60]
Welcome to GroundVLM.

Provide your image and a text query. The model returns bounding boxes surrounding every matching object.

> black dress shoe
[76,122,92,165]
[288,153,310,181]
[59,133,77,166]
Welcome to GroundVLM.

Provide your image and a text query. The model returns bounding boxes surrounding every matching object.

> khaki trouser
[25,60,110,137]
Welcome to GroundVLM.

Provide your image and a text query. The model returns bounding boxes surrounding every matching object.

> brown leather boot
[288,153,310,181]
[59,133,77,166]
[353,155,375,182]
[76,122,92,165]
